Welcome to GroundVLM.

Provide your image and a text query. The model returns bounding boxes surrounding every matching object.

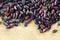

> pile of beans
[0,0,60,33]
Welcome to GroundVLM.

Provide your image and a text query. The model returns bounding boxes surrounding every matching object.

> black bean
[21,18,25,23]
[7,16,12,20]
[25,16,29,20]
[3,22,9,26]
[14,23,18,26]
[15,11,19,19]
[6,7,9,12]
[24,22,27,27]
[43,27,48,32]
[6,23,14,29]
[2,18,8,22]
[25,18,32,24]
[0,0,59,33]
[10,8,14,13]
[6,25,12,29]
[0,4,2,8]
[34,18,39,24]
[37,24,41,29]
[8,20,13,23]
[20,11,23,14]
[22,0,25,5]
[13,19,20,23]
[39,29,43,33]
[52,29,57,33]
[10,13,13,18]
[13,13,16,18]
[18,14,21,19]
[58,21,60,26]
[14,6,17,10]
[40,24,45,29]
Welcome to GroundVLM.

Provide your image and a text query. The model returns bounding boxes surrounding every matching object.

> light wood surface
[0,18,60,40]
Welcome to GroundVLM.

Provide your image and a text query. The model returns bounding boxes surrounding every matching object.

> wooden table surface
[0,18,60,40]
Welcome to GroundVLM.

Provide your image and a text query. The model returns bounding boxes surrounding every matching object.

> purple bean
[3,22,9,26]
[0,0,59,33]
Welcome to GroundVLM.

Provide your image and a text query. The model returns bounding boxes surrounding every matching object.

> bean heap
[0,0,60,33]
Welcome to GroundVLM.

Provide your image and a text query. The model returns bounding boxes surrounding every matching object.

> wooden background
[0,18,60,40]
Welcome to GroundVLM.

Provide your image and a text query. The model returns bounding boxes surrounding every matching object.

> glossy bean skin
[34,18,39,25]
[52,29,57,33]
[3,21,9,26]
[14,23,18,26]
[6,24,14,29]
[24,22,27,27]
[0,0,60,33]
[25,18,32,24]
[37,24,41,29]
[24,18,32,26]
[58,21,60,26]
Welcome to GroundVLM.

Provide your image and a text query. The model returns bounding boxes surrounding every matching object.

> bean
[25,16,29,20]
[10,8,14,13]
[24,22,27,27]
[13,19,20,23]
[39,29,43,33]
[22,0,25,5]
[2,18,8,22]
[34,18,39,24]
[14,6,17,10]
[13,13,16,18]
[14,23,18,26]
[58,21,60,26]
[15,11,19,19]
[40,24,45,29]
[43,27,48,32]
[3,22,9,26]
[37,24,41,29]
[0,4,2,8]
[6,23,14,29]
[6,25,13,29]
[52,29,57,33]
[25,18,32,24]
[0,0,60,33]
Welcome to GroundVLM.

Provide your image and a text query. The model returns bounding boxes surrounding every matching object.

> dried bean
[14,23,18,26]
[52,29,57,33]
[58,21,60,26]
[6,24,13,29]
[37,24,41,29]
[43,27,48,32]
[25,18,32,24]
[0,0,60,33]
[24,22,27,27]
[39,29,43,33]
[40,24,45,29]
